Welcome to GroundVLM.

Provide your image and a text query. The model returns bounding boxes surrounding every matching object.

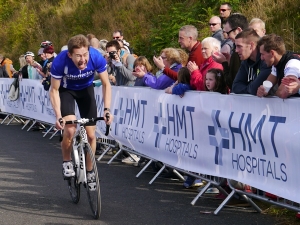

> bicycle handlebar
[65,114,110,136]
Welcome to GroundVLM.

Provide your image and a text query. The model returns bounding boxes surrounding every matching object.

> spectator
[86,33,96,43]
[0,54,17,78]
[61,45,68,52]
[133,56,153,86]
[133,48,182,89]
[176,48,189,66]
[116,39,137,69]
[106,40,136,86]
[205,68,228,94]
[112,30,132,53]
[21,52,42,79]
[90,37,100,49]
[220,23,234,57]
[212,13,249,89]
[209,16,224,43]
[257,34,300,99]
[90,37,106,56]
[165,67,191,97]
[40,45,56,90]
[40,40,57,57]
[19,55,27,69]
[232,28,271,95]
[37,48,47,69]
[219,2,232,25]
[154,25,205,80]
[13,55,27,78]
[38,45,55,78]
[249,18,266,37]
[99,39,108,53]
[188,37,223,91]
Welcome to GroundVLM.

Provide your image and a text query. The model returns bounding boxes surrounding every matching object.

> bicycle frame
[73,125,89,185]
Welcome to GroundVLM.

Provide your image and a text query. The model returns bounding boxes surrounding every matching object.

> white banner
[108,86,300,204]
[0,78,299,204]
[0,78,55,123]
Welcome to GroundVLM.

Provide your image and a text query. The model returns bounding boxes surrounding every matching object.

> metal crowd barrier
[213,179,300,215]
[1,115,300,216]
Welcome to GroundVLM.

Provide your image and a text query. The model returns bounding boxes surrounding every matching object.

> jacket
[212,29,224,43]
[190,56,223,91]
[143,63,181,90]
[222,44,241,89]
[108,54,136,86]
[163,41,205,80]
[172,83,191,96]
[232,51,271,95]
[1,58,14,78]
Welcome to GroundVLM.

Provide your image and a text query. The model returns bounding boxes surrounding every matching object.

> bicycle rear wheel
[85,143,101,219]
[68,145,80,204]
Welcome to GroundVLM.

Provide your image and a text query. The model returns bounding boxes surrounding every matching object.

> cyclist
[49,34,113,189]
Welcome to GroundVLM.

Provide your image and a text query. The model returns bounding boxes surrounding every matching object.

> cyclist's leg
[60,87,77,177]
[76,85,97,171]
[85,125,96,171]
[61,116,77,161]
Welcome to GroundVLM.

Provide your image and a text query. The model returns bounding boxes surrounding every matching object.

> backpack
[0,65,9,78]
[8,78,20,101]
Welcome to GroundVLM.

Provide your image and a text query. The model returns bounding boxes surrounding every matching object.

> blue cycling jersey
[50,47,107,90]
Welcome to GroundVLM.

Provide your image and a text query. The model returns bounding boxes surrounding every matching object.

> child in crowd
[205,68,228,94]
[165,67,191,97]
[180,68,228,189]
[133,56,153,86]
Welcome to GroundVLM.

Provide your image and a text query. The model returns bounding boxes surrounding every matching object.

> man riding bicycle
[49,34,113,189]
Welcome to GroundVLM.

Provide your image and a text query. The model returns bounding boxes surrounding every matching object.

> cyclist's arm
[98,70,113,124]
[49,77,63,128]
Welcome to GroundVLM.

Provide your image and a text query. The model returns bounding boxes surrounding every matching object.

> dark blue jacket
[232,51,271,95]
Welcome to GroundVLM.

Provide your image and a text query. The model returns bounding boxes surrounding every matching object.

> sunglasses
[209,23,218,26]
[113,37,120,39]
[223,27,237,36]
[220,9,228,12]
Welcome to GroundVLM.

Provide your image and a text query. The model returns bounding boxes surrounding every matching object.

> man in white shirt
[256,34,300,99]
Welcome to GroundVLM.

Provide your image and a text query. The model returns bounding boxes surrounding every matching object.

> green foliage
[0,0,299,66]
[146,1,204,58]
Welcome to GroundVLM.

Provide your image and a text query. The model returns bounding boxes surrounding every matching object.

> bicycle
[62,116,110,219]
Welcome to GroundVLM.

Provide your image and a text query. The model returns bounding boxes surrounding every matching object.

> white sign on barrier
[107,86,300,204]
[0,78,299,204]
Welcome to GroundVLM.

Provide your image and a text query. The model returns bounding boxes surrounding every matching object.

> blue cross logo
[153,103,167,148]
[208,110,229,165]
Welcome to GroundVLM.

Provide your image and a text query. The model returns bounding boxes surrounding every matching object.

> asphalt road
[0,120,278,225]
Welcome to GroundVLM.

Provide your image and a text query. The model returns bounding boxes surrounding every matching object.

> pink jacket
[190,56,223,91]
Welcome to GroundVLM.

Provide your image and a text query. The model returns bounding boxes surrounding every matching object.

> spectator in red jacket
[153,25,204,80]
[187,37,223,91]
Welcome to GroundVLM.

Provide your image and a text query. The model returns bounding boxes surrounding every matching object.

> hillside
[0,0,299,68]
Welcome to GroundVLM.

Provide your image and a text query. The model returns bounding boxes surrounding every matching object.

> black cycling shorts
[59,85,97,126]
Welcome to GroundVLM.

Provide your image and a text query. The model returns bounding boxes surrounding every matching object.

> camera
[109,51,117,60]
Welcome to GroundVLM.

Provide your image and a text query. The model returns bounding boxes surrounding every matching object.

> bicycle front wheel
[85,143,101,219]
[68,144,81,204]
